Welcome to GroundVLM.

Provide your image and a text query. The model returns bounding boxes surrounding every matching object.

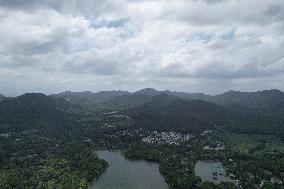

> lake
[89,150,169,189]
[194,161,238,185]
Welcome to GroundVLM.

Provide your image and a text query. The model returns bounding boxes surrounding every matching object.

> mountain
[189,93,212,101]
[51,91,95,104]
[93,90,131,102]
[127,94,230,132]
[1,89,283,136]
[163,91,193,100]
[0,93,75,133]
[51,88,284,114]
[105,94,151,109]
[51,88,284,115]
[134,88,160,96]
[126,92,284,135]
[51,90,131,104]
[0,94,6,101]
[53,91,94,99]
[134,88,193,100]
[208,89,284,111]
[161,89,284,111]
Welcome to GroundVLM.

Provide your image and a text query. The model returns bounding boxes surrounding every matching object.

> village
[142,131,193,145]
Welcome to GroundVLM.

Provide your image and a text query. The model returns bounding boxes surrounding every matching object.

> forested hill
[0,94,6,101]
[105,94,152,109]
[127,94,231,132]
[134,88,161,96]
[0,93,76,133]
[126,93,284,137]
[206,89,284,110]
[51,90,131,104]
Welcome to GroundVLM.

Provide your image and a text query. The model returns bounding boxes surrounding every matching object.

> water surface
[89,150,169,189]
[194,161,237,184]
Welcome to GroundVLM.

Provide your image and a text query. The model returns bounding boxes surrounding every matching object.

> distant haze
[0,0,284,96]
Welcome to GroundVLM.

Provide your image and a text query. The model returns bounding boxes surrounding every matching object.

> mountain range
[50,88,284,136]
[51,90,131,106]
[0,89,283,137]
[50,88,284,111]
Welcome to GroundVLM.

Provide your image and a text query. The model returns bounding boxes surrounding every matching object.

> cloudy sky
[0,0,284,96]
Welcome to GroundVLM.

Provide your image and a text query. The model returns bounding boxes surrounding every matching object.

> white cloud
[0,0,284,96]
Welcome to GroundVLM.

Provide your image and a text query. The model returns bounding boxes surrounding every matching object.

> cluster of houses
[258,173,283,188]
[0,133,10,138]
[201,130,213,136]
[142,131,193,145]
[203,143,225,150]
[116,129,194,145]
[116,129,145,137]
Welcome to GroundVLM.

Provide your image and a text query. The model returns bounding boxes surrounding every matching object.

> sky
[0,0,284,96]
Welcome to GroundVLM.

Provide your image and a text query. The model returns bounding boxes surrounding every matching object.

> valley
[0,89,283,189]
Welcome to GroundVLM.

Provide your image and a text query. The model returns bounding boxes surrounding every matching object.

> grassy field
[223,133,284,154]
